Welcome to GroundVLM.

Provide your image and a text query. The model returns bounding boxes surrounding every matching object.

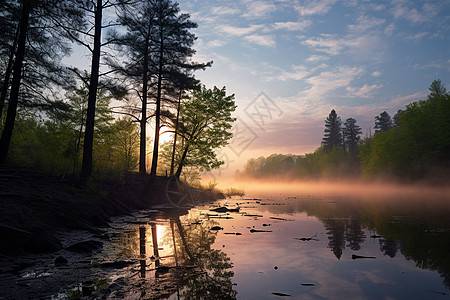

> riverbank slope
[0,168,218,256]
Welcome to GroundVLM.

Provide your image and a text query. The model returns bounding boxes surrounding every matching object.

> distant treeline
[242,80,450,183]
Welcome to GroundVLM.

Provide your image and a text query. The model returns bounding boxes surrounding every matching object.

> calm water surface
[97,184,450,300]
[171,188,450,300]
[3,183,449,299]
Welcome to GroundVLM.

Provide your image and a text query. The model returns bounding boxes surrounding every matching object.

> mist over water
[216,177,450,201]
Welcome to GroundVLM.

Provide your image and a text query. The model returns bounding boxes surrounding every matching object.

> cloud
[211,6,240,16]
[243,0,277,18]
[272,21,312,31]
[384,23,395,36]
[347,15,385,33]
[217,24,265,36]
[299,66,365,103]
[295,0,338,16]
[302,33,385,61]
[406,32,427,41]
[391,1,440,24]
[306,55,330,62]
[265,65,311,81]
[371,71,382,77]
[244,34,276,47]
[347,84,383,98]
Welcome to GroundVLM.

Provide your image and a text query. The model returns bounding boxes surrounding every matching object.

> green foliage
[169,85,237,177]
[243,154,296,178]
[360,81,450,181]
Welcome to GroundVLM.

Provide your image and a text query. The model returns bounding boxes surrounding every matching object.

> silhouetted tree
[109,1,209,174]
[323,218,346,260]
[393,109,403,127]
[379,238,398,258]
[0,0,19,119]
[428,79,446,99]
[374,111,393,133]
[343,118,362,155]
[322,109,342,151]
[0,0,85,165]
[149,0,200,176]
[345,216,365,251]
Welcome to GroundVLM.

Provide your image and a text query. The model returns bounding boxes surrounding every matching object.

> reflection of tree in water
[300,198,450,289]
[345,215,366,251]
[321,215,365,259]
[322,218,346,260]
[174,216,237,299]
[379,238,398,258]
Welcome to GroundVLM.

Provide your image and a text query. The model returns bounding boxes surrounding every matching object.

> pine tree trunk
[150,29,164,175]
[170,91,182,176]
[139,41,149,173]
[0,23,20,119]
[0,1,31,165]
[81,0,102,179]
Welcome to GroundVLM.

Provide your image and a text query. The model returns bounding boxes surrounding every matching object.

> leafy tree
[374,111,393,133]
[322,109,342,151]
[170,86,236,179]
[343,118,362,155]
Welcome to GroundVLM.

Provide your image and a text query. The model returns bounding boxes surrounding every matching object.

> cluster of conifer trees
[0,0,236,180]
[243,80,450,182]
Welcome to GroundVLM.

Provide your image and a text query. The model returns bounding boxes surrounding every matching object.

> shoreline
[0,168,219,256]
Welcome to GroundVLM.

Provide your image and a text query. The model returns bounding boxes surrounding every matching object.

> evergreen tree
[343,117,362,155]
[428,79,446,99]
[0,0,85,165]
[148,0,200,176]
[374,111,393,133]
[393,109,403,127]
[322,109,342,151]
[110,0,209,174]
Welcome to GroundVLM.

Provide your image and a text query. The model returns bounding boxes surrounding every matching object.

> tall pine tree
[374,111,393,133]
[343,118,362,155]
[322,109,342,151]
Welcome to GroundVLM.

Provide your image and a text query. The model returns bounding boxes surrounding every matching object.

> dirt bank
[0,168,218,256]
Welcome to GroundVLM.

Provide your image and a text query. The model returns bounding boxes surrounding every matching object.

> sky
[169,0,450,178]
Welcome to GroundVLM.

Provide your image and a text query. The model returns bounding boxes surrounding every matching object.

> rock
[66,240,103,253]
[210,226,223,231]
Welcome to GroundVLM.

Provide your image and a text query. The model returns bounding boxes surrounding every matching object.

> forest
[0,0,236,182]
[242,80,450,183]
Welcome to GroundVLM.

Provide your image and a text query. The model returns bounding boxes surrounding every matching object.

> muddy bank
[0,168,219,256]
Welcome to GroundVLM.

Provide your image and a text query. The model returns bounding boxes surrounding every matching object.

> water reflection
[238,192,450,297]
[110,209,237,299]
[9,187,448,299]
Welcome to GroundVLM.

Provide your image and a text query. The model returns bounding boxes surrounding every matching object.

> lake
[3,181,450,299]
